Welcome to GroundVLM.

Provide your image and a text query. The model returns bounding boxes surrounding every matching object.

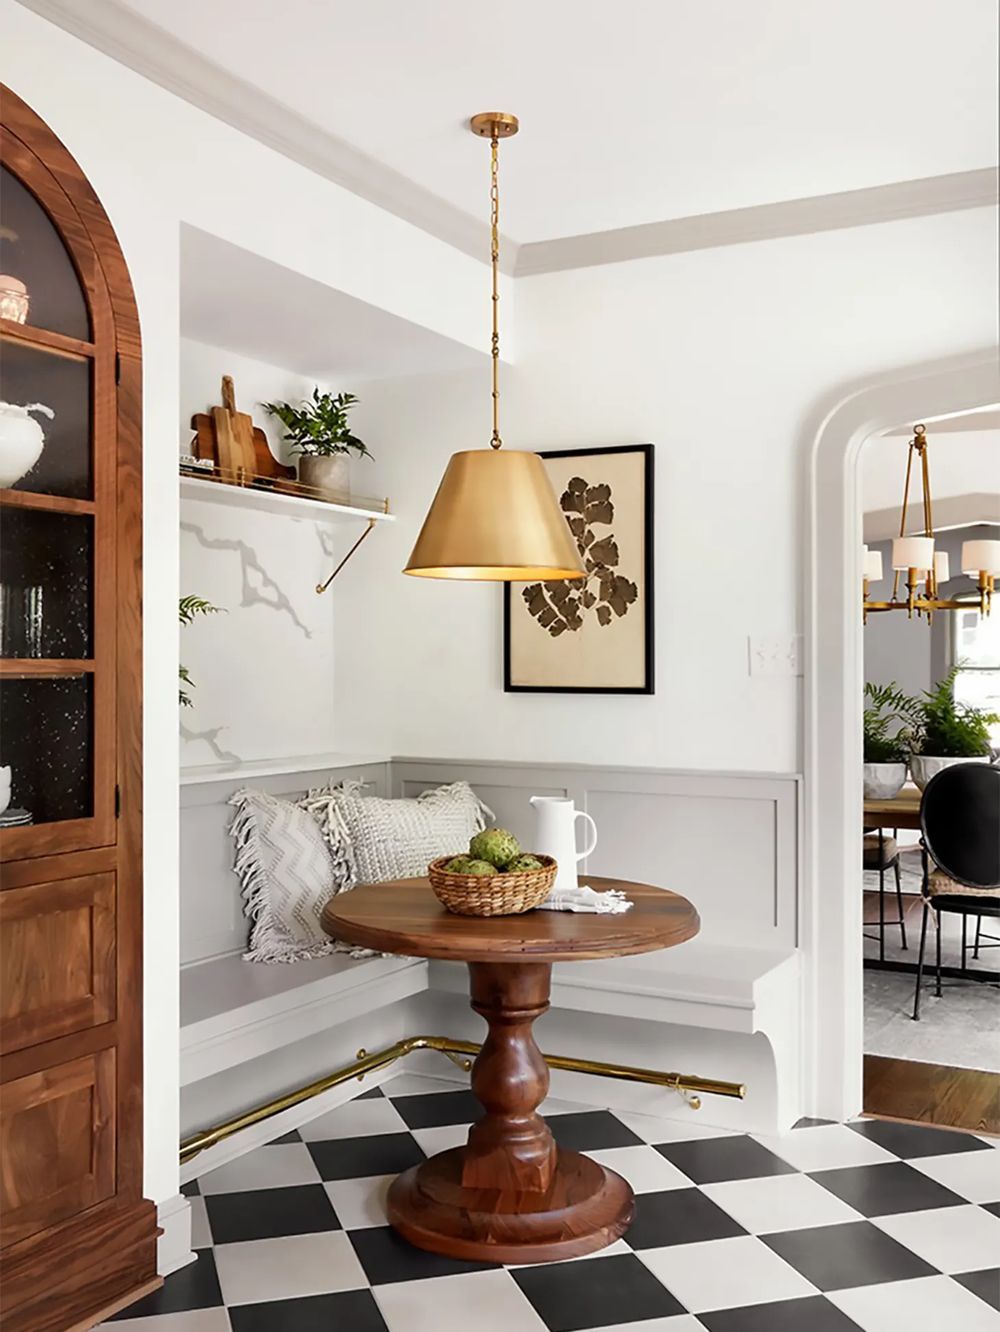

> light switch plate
[748,634,803,677]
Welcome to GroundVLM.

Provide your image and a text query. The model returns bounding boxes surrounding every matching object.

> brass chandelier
[863,423,999,623]
[404,113,585,581]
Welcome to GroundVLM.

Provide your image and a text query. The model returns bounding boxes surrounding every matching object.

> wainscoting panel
[393,759,799,951]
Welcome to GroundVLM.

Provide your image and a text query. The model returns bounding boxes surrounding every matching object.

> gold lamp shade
[404,448,586,581]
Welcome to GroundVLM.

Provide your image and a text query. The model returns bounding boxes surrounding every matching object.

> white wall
[337,207,999,773]
[1,0,487,1214]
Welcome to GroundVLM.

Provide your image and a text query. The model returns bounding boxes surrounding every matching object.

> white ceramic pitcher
[529,796,598,892]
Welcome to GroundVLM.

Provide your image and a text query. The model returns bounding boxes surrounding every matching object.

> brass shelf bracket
[180,1033,746,1165]
[315,516,378,595]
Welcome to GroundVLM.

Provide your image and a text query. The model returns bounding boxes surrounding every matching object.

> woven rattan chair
[912,763,1000,1021]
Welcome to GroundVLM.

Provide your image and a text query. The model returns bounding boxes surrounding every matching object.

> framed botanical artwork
[503,444,654,694]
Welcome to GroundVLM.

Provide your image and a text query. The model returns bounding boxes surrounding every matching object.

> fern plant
[179,595,221,707]
[261,389,371,459]
[862,681,913,763]
[905,665,998,757]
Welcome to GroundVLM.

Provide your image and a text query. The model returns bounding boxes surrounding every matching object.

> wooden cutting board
[190,376,295,484]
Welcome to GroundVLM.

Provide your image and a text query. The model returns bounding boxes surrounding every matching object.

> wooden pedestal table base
[388,960,632,1263]
[322,876,700,1264]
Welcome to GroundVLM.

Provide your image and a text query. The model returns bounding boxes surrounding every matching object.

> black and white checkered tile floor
[106,1073,1000,1331]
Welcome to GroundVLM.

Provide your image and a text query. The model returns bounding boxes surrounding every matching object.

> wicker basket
[427,854,558,917]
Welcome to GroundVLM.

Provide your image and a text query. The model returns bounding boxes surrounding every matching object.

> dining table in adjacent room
[322,875,700,1264]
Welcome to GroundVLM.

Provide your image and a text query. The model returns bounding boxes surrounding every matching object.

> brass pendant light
[404,113,586,581]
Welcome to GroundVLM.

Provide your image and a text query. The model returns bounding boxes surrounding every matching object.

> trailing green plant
[261,389,371,459]
[862,681,913,763]
[904,665,999,757]
[179,595,222,707]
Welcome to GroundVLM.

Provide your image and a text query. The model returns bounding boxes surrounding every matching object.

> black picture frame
[503,443,655,694]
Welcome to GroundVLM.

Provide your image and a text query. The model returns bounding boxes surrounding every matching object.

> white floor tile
[873,1204,1000,1273]
[754,1125,897,1173]
[381,1072,466,1097]
[637,1234,816,1313]
[198,1144,321,1195]
[908,1148,1000,1203]
[537,1094,593,1116]
[298,1096,408,1141]
[830,1275,1000,1332]
[702,1172,864,1234]
[374,1269,547,1332]
[323,1174,393,1229]
[587,1320,704,1332]
[587,1145,693,1193]
[612,1110,737,1145]
[214,1231,366,1306]
[189,1195,212,1249]
[102,1312,231,1332]
[410,1123,471,1156]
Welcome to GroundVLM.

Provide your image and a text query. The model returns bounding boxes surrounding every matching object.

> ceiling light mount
[469,112,519,139]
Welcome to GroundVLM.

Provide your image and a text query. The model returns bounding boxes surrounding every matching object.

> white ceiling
[104,0,999,244]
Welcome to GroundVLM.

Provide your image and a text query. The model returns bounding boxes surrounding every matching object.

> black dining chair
[912,762,1000,1020]
[863,829,907,958]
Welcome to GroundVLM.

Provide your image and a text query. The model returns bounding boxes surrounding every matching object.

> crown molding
[16,0,999,281]
[14,0,516,271]
[514,168,1000,276]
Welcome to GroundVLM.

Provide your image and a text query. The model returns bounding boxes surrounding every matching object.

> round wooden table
[322,876,699,1264]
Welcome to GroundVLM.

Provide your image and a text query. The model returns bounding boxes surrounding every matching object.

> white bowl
[863,762,907,800]
[910,753,991,791]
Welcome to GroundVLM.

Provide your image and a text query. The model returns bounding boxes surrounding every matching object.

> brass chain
[489,131,502,448]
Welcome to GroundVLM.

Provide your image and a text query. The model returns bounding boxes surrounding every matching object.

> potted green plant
[261,389,371,499]
[904,665,998,790]
[862,681,911,798]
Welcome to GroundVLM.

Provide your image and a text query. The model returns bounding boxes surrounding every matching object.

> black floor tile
[180,1177,200,1197]
[512,1252,686,1332]
[349,1225,498,1284]
[108,1249,222,1319]
[307,1131,425,1181]
[984,1201,1000,1218]
[266,1128,302,1145]
[654,1135,797,1185]
[848,1118,994,1159]
[625,1187,747,1249]
[204,1184,340,1244]
[546,1110,643,1151]
[793,1117,836,1130]
[229,1289,388,1331]
[699,1294,865,1331]
[356,1085,385,1100]
[809,1160,967,1217]
[391,1088,482,1129]
[763,1219,937,1291]
[953,1267,1000,1311]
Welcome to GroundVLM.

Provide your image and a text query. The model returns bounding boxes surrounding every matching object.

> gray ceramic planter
[298,453,350,500]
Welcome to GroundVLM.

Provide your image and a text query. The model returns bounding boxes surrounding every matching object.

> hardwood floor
[864,1054,1000,1136]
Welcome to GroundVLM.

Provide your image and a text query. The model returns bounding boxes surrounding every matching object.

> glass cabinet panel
[0,338,92,498]
[0,675,93,825]
[0,509,92,658]
[0,166,90,340]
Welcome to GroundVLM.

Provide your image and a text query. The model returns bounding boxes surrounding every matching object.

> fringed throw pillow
[301,780,491,893]
[229,787,371,964]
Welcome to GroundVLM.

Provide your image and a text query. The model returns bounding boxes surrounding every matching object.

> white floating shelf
[179,474,395,524]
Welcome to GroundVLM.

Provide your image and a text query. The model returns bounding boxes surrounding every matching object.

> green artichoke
[462,859,497,876]
[444,855,476,874]
[469,827,521,868]
[505,854,543,872]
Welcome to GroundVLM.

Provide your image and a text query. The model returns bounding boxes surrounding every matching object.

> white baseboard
[157,1193,195,1276]
[180,1063,400,1185]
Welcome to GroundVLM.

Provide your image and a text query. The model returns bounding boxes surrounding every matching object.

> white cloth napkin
[537,884,633,913]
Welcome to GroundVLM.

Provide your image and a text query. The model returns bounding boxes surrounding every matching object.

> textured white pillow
[229,787,361,964]
[301,780,491,891]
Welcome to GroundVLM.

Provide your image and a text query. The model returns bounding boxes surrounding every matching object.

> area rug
[865,967,1000,1072]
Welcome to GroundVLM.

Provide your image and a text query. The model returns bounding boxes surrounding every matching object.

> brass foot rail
[180,1034,746,1165]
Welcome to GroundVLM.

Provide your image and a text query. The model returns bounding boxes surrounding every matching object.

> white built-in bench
[179,756,803,1141]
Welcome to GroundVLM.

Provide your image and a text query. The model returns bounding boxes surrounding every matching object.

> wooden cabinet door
[0,1048,116,1248]
[0,873,116,1054]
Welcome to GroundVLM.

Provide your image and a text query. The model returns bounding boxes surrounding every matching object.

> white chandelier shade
[891,535,934,572]
[933,551,950,584]
[863,546,884,582]
[961,539,1000,576]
